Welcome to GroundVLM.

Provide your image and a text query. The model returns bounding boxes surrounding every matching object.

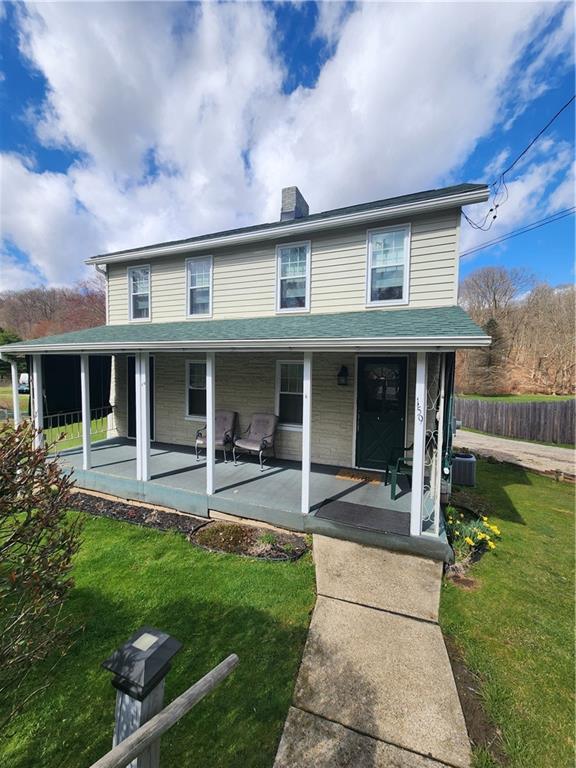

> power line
[463,94,576,232]
[460,207,575,258]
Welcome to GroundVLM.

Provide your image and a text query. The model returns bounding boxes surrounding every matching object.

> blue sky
[0,1,574,290]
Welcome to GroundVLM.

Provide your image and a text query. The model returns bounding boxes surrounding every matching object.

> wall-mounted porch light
[337,365,349,386]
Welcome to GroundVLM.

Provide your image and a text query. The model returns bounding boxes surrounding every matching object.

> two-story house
[1,183,490,561]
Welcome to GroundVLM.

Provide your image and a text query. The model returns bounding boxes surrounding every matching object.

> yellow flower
[465,536,474,546]
[481,515,488,522]
[487,541,496,550]
[489,525,501,536]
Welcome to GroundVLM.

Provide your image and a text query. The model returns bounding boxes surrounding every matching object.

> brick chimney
[280,186,309,221]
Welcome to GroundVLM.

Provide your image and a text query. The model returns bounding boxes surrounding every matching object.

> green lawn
[458,393,574,402]
[440,461,575,768]
[0,384,28,414]
[0,514,316,768]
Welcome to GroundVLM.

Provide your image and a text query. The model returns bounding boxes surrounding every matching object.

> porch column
[301,352,312,515]
[10,360,21,426]
[410,352,427,536]
[206,352,215,496]
[135,352,150,482]
[31,354,44,449]
[80,354,91,470]
[433,354,446,537]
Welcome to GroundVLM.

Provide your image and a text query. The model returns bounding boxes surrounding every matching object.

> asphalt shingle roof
[92,183,487,259]
[1,307,487,352]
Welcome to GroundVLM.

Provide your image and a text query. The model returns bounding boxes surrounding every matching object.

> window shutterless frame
[365,224,411,307]
[185,359,207,419]
[275,359,304,430]
[127,265,151,322]
[186,255,213,319]
[275,241,311,313]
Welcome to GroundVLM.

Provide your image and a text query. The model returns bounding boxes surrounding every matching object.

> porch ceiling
[0,306,489,355]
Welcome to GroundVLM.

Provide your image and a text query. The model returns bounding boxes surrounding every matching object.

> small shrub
[0,422,82,729]
[258,532,278,546]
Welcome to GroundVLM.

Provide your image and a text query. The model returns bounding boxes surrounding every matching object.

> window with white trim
[276,361,304,426]
[186,360,206,417]
[187,256,212,317]
[128,266,150,320]
[367,226,410,304]
[276,243,310,311]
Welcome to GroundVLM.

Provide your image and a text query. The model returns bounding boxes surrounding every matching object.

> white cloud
[0,1,573,288]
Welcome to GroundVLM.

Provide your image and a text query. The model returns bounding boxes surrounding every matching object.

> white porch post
[433,354,446,537]
[410,352,427,536]
[10,360,21,426]
[31,354,44,449]
[80,355,91,470]
[206,352,215,496]
[135,352,150,482]
[301,352,312,515]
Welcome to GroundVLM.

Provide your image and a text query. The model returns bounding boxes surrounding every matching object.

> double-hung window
[276,361,304,427]
[186,360,206,418]
[276,242,310,312]
[187,256,212,317]
[128,266,151,321]
[367,226,410,305]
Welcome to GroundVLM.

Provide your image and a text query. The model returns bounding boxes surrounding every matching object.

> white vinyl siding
[186,256,212,317]
[276,242,311,312]
[106,211,460,323]
[366,226,410,306]
[128,266,150,321]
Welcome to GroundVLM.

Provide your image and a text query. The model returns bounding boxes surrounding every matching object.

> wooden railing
[90,654,239,768]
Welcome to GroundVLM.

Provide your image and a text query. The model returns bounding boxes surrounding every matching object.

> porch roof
[0,305,489,355]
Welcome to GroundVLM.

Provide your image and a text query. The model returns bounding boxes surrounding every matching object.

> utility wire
[460,207,575,258]
[463,94,576,232]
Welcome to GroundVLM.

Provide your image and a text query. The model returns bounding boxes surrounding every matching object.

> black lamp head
[337,365,349,386]
[102,626,182,700]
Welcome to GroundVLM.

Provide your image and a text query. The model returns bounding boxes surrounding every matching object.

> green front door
[356,357,407,470]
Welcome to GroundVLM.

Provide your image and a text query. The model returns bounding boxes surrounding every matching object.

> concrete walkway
[274,536,471,768]
[454,429,575,477]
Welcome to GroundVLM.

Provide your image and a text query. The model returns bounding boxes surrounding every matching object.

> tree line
[457,266,575,395]
[0,276,106,377]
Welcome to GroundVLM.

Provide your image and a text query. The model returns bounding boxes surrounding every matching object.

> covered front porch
[0,306,487,562]
[57,437,450,560]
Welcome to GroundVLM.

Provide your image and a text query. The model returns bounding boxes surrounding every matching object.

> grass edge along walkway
[440,461,574,768]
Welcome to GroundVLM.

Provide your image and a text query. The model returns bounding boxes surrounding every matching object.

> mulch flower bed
[193,521,307,561]
[71,492,308,561]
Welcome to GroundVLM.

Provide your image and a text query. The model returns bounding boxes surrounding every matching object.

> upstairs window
[367,226,410,305]
[186,360,206,418]
[187,256,212,317]
[276,242,310,312]
[276,361,304,427]
[128,266,150,321]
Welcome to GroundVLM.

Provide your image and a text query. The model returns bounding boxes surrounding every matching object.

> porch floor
[57,439,451,561]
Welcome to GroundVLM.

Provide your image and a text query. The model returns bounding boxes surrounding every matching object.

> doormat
[335,469,382,484]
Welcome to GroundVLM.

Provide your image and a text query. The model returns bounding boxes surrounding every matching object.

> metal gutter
[86,187,490,266]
